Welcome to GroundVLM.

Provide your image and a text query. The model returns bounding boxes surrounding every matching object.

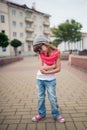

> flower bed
[0,56,23,66]
[71,55,87,71]
[60,53,69,60]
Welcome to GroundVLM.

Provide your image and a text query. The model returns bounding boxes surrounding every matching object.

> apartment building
[0,0,50,56]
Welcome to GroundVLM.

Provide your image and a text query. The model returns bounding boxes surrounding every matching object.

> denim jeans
[36,79,60,118]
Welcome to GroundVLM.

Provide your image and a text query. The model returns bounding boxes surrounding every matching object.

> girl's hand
[40,69,47,74]
[40,66,44,71]
[40,64,56,71]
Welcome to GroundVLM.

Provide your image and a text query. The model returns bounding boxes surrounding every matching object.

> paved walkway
[0,57,87,130]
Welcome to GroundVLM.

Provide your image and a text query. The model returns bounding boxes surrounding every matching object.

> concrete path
[0,57,87,130]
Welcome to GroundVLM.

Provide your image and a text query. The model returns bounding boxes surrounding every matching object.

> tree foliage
[52,19,82,50]
[10,39,22,48]
[52,38,62,47]
[0,32,9,47]
[10,39,22,56]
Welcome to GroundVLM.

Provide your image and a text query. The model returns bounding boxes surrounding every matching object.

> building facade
[0,0,50,56]
[58,33,87,53]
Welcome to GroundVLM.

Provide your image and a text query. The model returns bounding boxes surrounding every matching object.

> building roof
[7,1,51,17]
[7,1,28,9]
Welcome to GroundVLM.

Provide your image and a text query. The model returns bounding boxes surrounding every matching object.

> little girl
[32,35,65,122]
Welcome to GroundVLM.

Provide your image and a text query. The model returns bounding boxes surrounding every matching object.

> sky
[8,0,87,32]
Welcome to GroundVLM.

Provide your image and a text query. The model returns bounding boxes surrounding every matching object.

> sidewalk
[0,57,87,130]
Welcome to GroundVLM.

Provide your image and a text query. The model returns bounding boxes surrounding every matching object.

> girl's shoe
[54,115,65,123]
[32,114,46,122]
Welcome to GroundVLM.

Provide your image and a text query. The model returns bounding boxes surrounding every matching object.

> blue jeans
[36,79,60,118]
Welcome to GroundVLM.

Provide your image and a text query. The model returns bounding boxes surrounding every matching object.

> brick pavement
[0,57,87,130]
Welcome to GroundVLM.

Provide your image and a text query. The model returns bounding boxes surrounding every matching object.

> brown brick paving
[0,57,87,130]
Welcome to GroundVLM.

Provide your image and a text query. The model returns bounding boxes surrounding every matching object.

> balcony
[26,37,34,42]
[43,21,50,26]
[43,30,50,35]
[25,27,34,32]
[25,17,34,23]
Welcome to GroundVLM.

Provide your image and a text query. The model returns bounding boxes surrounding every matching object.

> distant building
[58,32,87,53]
[0,0,51,56]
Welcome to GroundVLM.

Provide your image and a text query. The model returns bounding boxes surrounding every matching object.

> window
[26,23,31,28]
[20,33,23,38]
[28,42,32,51]
[20,22,23,27]
[34,34,37,37]
[2,30,5,33]
[44,26,48,31]
[12,10,16,16]
[12,21,16,27]
[34,25,36,28]
[45,18,49,22]
[21,43,24,51]
[40,26,42,31]
[13,32,17,37]
[2,47,6,52]
[26,12,31,18]
[19,12,23,17]
[40,16,42,19]
[1,15,5,23]
[33,15,36,20]
[26,33,32,38]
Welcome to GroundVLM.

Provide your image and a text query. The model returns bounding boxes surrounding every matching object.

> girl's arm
[38,55,56,71]
[40,56,61,74]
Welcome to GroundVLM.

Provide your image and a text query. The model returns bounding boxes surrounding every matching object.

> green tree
[50,28,62,47]
[52,19,82,52]
[10,39,22,56]
[52,38,62,47]
[0,32,9,48]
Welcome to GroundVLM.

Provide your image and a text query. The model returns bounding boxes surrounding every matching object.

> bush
[0,32,9,47]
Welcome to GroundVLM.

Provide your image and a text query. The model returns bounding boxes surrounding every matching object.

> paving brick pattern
[0,57,87,130]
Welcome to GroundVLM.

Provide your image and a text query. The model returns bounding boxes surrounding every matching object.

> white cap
[33,35,48,46]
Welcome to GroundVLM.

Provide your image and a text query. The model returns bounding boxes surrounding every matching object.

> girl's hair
[43,43,57,50]
[43,43,57,56]
[33,42,57,53]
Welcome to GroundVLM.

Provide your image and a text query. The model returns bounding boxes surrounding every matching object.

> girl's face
[41,44,48,55]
